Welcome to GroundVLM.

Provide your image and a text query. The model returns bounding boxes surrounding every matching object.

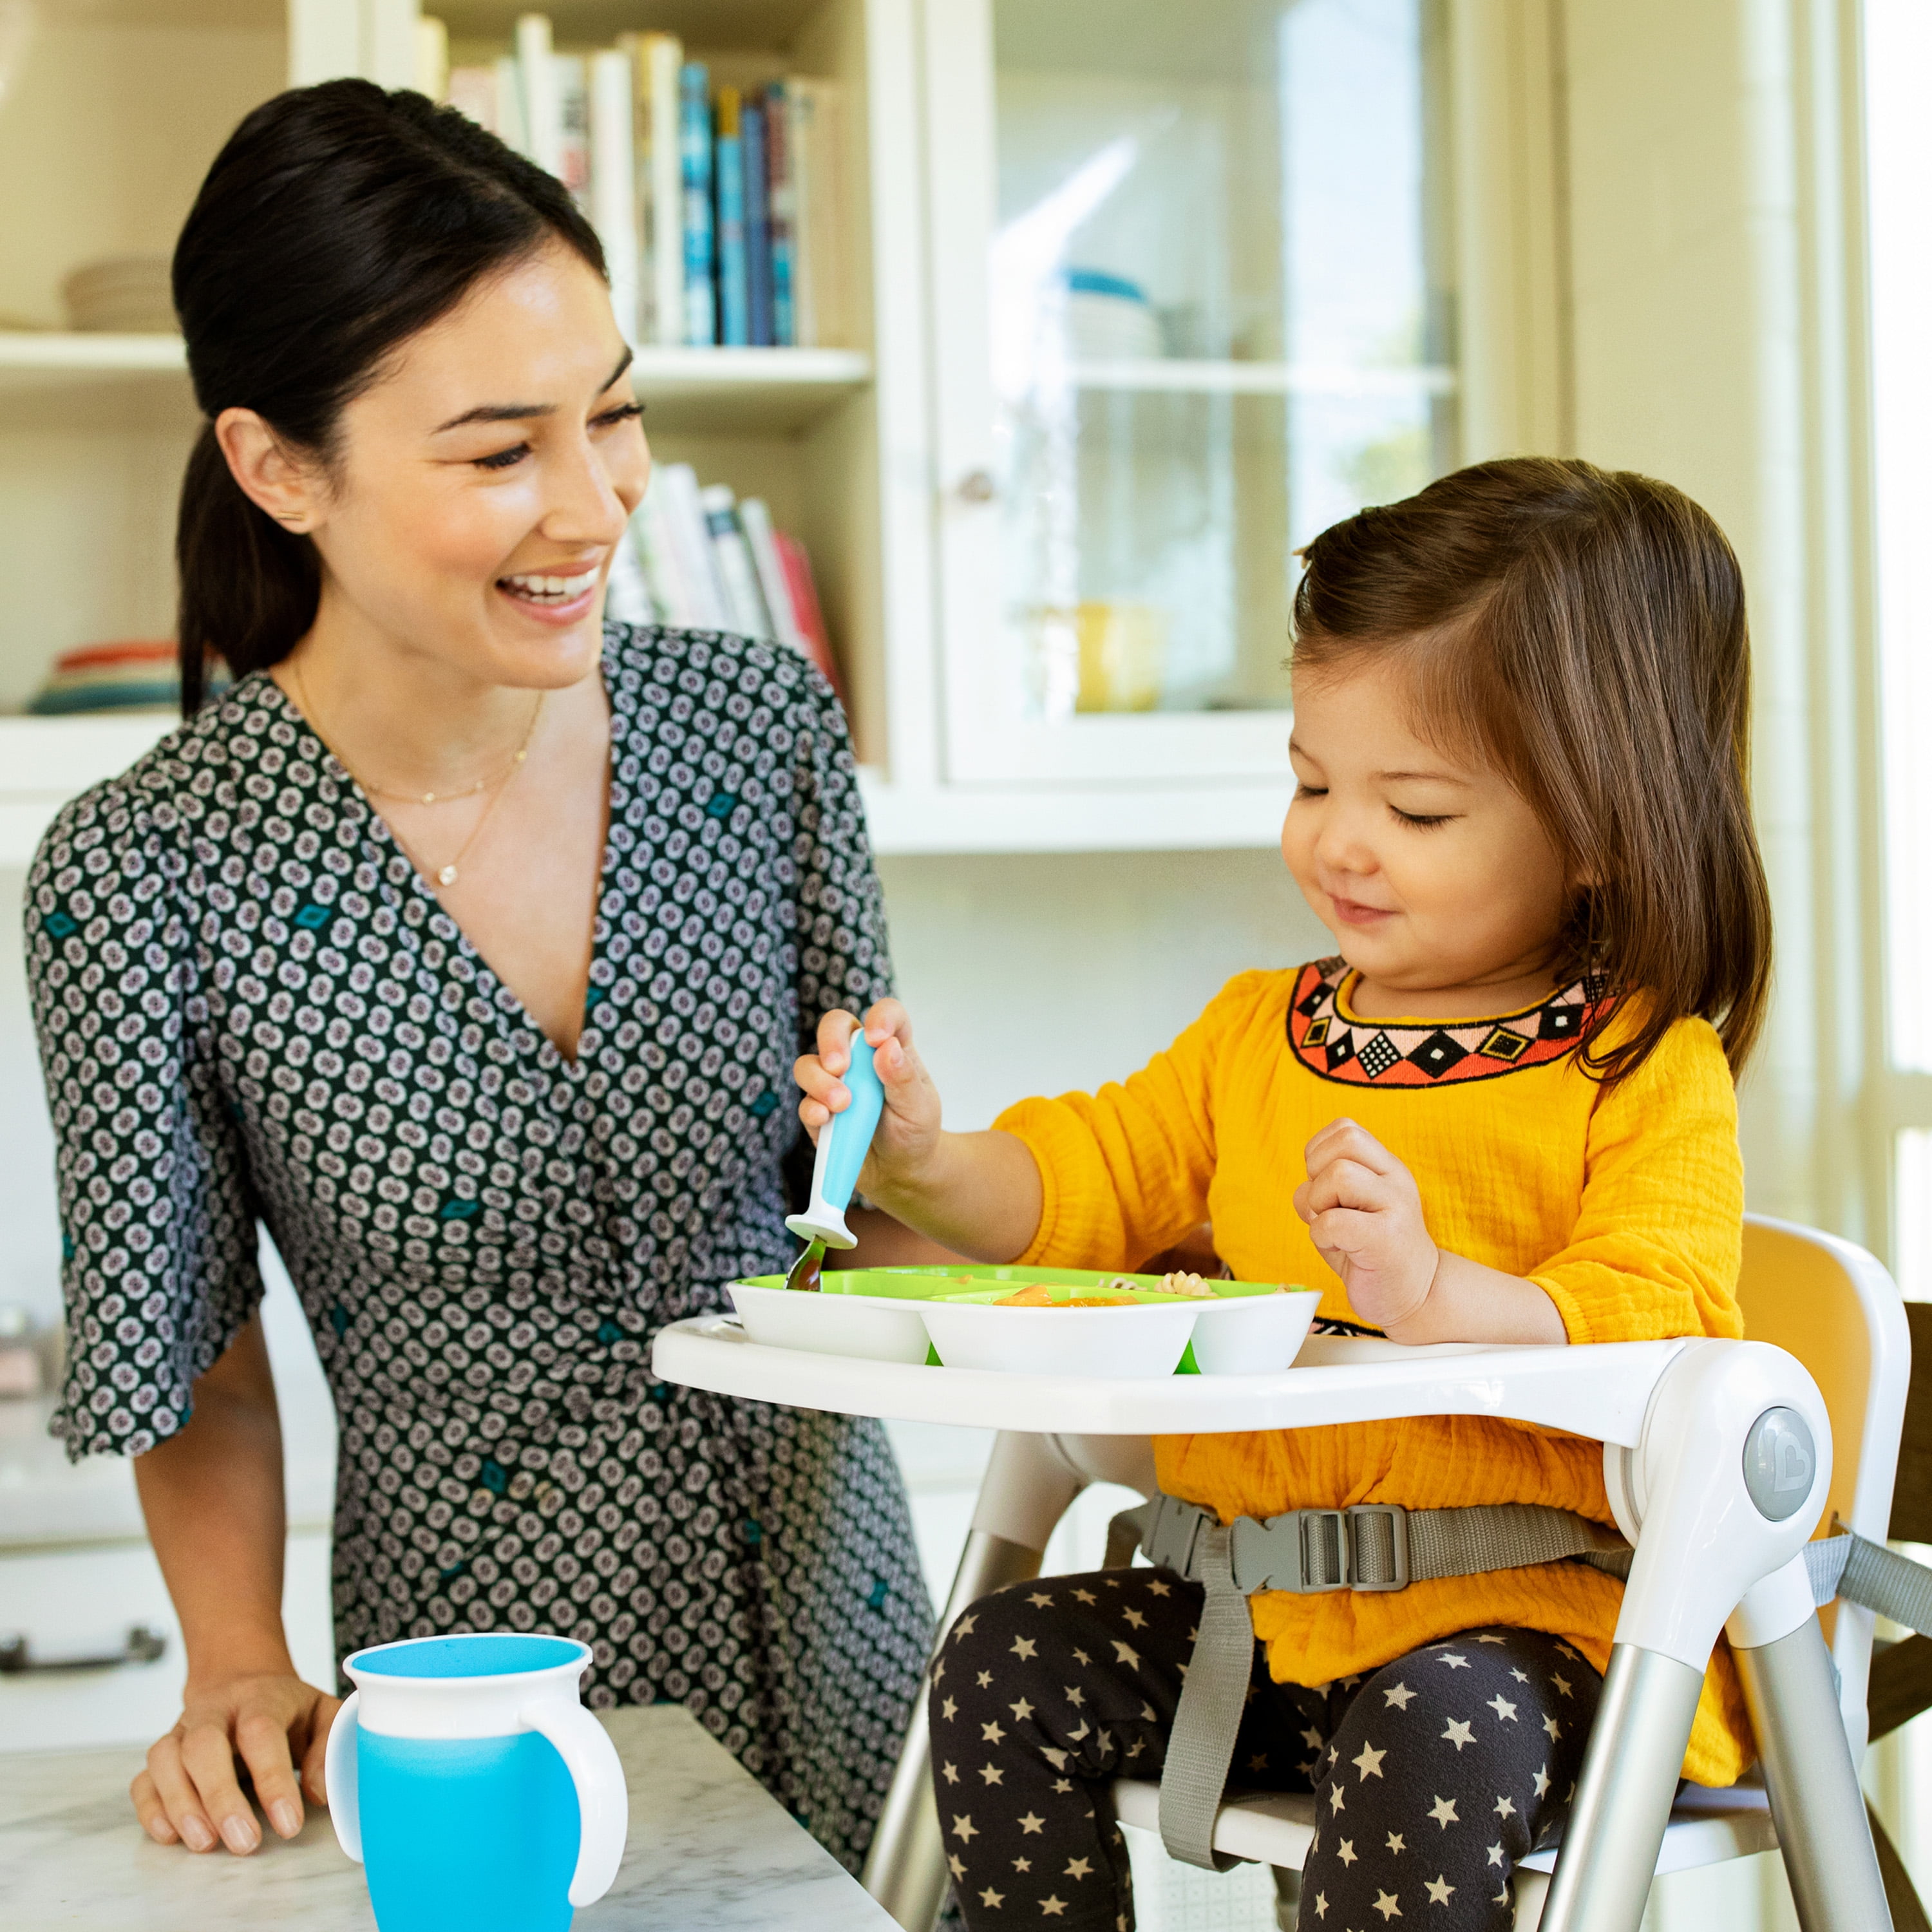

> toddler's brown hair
[1293,455,1772,1087]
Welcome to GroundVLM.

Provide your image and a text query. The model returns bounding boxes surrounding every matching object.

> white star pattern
[1009,1698,1034,1722]
[1041,1747,1068,1771]
[1019,1814,1046,1836]
[1486,1842,1506,1869]
[1373,1889,1403,1920]
[1329,1785,1347,1814]
[1387,1832,1406,1854]
[942,1697,958,1722]
[1303,1725,1327,1748]
[1111,1642,1141,1668]
[1437,1652,1472,1671]
[978,1764,1003,1785]
[1122,1608,1147,1629]
[1354,1742,1387,1781]
[1039,1897,1067,1918]
[1510,1669,1530,1685]
[1486,1695,1517,1722]
[1065,1858,1094,1880]
[1543,1716,1562,1741]
[1010,1637,1038,1661]
[1494,1795,1516,1819]
[1072,1590,1097,1605]
[1073,1648,1092,1665]
[955,1615,977,1639]
[949,1854,967,1881]
[981,1721,1006,1745]
[951,1815,978,1842]
[1425,1876,1454,1906]
[977,1671,994,1689]
[1441,1719,1476,1751]
[1147,1578,1171,1596]
[980,1888,1005,1909]
[1532,1765,1551,1798]
[1383,1683,1416,1709]
[1476,1634,1506,1645]
[1013,1857,1032,1873]
[1065,1686,1085,1707]
[1427,1797,1459,1828]
[941,1761,960,1785]
[1028,1593,1053,1608]
[1312,1893,1330,1920]
[1551,1674,1575,1698]
[1336,1839,1358,1866]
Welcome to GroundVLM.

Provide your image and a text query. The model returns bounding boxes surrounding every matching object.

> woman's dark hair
[1292,455,1773,1088]
[173,80,605,713]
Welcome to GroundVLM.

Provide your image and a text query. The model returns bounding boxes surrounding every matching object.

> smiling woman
[24,80,931,1884]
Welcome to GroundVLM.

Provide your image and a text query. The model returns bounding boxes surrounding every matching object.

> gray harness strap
[1113,1490,1932,1873]
[1117,1494,1632,1869]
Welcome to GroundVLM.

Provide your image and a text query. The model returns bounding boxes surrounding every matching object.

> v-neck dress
[25,623,933,1868]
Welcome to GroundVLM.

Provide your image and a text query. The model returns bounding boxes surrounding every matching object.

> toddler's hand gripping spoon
[782,1027,886,1291]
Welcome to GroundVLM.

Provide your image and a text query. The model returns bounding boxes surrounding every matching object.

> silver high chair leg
[863,1432,1090,1932]
[1730,1564,1893,1932]
[1540,1558,1893,1932]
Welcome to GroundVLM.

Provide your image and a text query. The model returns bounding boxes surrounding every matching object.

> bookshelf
[0,0,1556,857]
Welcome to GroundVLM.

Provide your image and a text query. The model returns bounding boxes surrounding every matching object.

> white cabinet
[0,1531,335,1756]
[920,0,1456,791]
[0,0,1534,859]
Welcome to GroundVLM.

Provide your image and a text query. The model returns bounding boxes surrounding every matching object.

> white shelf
[858,769,1284,855]
[1067,358,1457,397]
[0,715,173,868]
[0,334,873,433]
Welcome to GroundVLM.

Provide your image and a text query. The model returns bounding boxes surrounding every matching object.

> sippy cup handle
[784,1023,884,1251]
[326,1691,363,1861]
[522,1700,629,1906]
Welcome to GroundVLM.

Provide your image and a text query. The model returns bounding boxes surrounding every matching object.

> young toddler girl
[795,457,1774,1931]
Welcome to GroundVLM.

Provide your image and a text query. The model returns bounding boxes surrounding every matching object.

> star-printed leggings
[932,1569,1602,1932]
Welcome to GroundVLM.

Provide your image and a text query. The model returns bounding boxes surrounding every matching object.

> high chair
[651,1214,1916,1932]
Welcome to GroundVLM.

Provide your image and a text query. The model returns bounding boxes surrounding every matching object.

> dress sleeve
[26,787,263,1461]
[787,669,893,1046]
[994,972,1265,1273]
[1529,1016,1744,1345]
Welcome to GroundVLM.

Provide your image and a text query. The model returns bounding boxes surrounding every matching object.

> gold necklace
[293,663,545,889]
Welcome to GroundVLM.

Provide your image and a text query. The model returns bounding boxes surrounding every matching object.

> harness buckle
[1228,1503,1410,1593]
[1144,1492,1205,1579]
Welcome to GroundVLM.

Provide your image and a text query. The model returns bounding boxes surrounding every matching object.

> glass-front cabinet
[925,0,1456,785]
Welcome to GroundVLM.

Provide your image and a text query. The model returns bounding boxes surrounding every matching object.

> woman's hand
[1294,1117,1440,1331]
[795,999,944,1198]
[133,1669,341,1853]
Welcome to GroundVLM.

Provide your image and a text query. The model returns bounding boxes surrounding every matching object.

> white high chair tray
[651,1316,1683,1443]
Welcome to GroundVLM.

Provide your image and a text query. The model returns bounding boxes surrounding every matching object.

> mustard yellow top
[994,958,1752,1785]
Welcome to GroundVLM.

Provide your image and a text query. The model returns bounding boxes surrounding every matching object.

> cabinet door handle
[0,1625,167,1674]
[954,468,998,504]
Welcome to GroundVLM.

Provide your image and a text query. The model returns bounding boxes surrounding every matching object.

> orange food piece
[994,1284,1141,1307]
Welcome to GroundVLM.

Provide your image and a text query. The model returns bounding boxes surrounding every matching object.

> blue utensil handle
[786,1027,884,1248]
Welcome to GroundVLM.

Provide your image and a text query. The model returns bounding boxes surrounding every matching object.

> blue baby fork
[782,1023,886,1291]
[326,1632,627,1932]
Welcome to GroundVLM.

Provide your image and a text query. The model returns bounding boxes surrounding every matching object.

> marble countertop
[1,1704,898,1931]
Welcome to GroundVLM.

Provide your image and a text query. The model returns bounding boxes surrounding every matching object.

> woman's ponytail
[171,79,603,714]
[175,423,319,715]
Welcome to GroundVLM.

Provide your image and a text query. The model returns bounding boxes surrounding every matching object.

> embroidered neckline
[1285,958,1614,1088]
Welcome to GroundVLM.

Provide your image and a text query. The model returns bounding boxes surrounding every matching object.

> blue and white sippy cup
[325,1632,627,1932]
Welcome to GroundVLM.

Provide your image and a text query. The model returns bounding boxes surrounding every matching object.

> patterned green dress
[26,625,933,1869]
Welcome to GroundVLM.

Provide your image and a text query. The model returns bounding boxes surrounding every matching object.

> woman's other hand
[133,1670,341,1852]
[795,998,942,1198]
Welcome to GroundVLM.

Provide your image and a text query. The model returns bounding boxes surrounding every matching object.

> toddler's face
[1282,659,1571,1006]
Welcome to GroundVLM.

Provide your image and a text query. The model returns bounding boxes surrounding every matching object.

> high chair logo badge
[1742,1407,1815,1520]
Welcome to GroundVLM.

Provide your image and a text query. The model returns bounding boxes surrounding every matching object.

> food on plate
[995,1283,1141,1307]
[1159,1270,1213,1297]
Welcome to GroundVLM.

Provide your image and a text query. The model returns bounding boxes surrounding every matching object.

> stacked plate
[726,1266,1323,1379]
[61,256,176,334]
[27,639,226,715]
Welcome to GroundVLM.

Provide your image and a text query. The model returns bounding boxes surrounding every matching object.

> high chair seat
[651,1214,1912,1932]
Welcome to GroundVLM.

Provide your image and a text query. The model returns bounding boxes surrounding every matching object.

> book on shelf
[26,639,228,715]
[679,62,717,347]
[431,14,851,353]
[742,97,773,348]
[618,470,843,696]
[713,88,750,348]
